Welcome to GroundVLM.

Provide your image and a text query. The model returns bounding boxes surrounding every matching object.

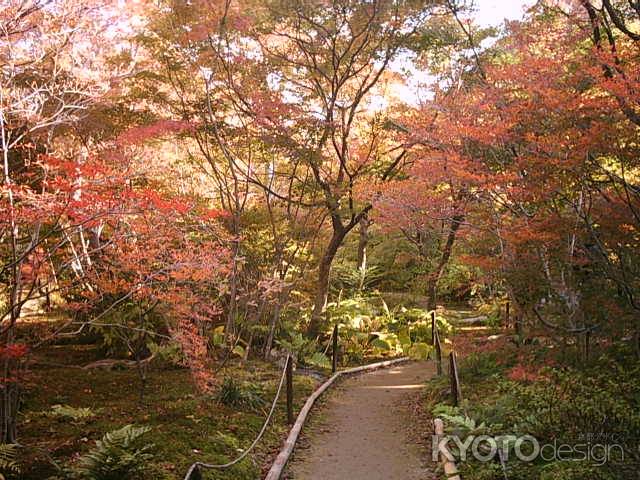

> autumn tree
[0,0,118,442]
[248,0,461,337]
[0,0,234,442]
[372,154,471,311]
[416,3,640,353]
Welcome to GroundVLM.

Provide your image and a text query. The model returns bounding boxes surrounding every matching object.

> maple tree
[237,0,453,337]
[0,1,233,441]
[405,1,640,352]
[129,0,469,341]
[0,0,115,443]
[372,147,471,311]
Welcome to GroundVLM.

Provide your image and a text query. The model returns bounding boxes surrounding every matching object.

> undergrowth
[427,343,640,480]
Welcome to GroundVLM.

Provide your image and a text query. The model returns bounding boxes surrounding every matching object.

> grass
[20,343,318,479]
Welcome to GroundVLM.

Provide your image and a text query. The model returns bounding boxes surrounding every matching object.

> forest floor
[22,341,319,479]
[284,361,437,480]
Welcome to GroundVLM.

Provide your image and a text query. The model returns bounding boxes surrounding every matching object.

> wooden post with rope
[505,300,511,329]
[186,466,202,480]
[449,351,462,406]
[265,357,411,480]
[286,356,294,425]
[431,311,436,345]
[183,354,292,480]
[434,325,443,376]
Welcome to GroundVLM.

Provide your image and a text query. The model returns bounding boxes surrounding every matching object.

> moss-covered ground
[21,343,318,479]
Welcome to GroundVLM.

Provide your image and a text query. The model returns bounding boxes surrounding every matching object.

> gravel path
[285,361,437,480]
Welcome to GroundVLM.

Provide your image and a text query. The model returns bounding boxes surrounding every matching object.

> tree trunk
[0,373,19,443]
[244,331,253,362]
[307,228,347,338]
[2,182,22,444]
[134,348,147,404]
[264,298,282,360]
[426,215,463,311]
[225,217,240,344]
[357,215,370,291]
[1,284,20,443]
[1,311,19,443]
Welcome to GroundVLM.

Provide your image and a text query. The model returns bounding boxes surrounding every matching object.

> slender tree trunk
[244,331,253,362]
[357,215,370,292]
[1,301,19,443]
[264,297,282,360]
[1,114,22,444]
[135,348,147,404]
[426,215,463,311]
[225,214,240,344]
[0,368,19,443]
[307,227,347,338]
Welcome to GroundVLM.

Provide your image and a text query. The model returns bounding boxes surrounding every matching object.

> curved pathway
[285,361,437,480]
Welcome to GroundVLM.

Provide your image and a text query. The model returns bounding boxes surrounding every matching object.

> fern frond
[0,444,19,474]
[71,425,153,480]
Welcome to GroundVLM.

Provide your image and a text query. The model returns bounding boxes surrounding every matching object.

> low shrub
[215,377,266,411]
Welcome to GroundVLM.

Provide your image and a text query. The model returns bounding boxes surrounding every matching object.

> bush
[503,366,640,470]
[276,333,331,368]
[215,377,266,411]
[443,357,640,480]
[459,352,504,382]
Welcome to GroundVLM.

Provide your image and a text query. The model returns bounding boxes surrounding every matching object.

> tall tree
[251,0,442,336]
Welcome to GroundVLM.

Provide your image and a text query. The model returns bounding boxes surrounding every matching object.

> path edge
[264,356,411,480]
[434,418,461,480]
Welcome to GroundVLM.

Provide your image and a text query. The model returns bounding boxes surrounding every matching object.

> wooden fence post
[188,466,202,480]
[434,326,443,376]
[585,330,591,362]
[505,301,511,329]
[434,419,461,480]
[515,315,523,339]
[286,356,294,425]
[332,324,339,374]
[449,352,462,406]
[431,311,436,345]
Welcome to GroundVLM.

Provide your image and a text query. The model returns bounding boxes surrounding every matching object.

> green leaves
[370,338,393,351]
[47,405,96,423]
[407,342,432,360]
[306,352,331,369]
[69,425,154,480]
[398,328,412,347]
[215,378,266,411]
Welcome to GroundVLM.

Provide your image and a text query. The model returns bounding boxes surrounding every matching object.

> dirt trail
[285,361,437,480]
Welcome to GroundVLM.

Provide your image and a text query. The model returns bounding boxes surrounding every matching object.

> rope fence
[431,313,463,479]
[181,350,411,480]
[182,354,291,480]
[264,356,410,480]
[184,312,448,480]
